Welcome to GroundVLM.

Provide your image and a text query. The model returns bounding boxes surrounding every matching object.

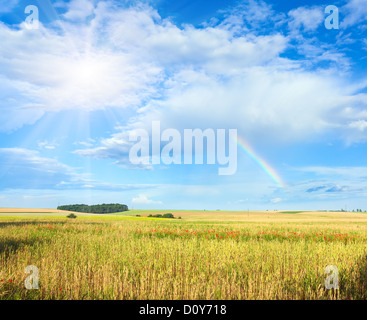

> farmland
[1,208,367,299]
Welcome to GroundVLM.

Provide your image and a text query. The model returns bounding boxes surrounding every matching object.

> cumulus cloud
[0,4,162,131]
[348,120,367,131]
[1,0,367,147]
[75,64,367,168]
[62,0,95,21]
[288,6,324,32]
[132,194,163,205]
[0,27,160,111]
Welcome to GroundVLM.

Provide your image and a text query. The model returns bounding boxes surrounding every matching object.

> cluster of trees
[58,203,128,214]
[147,213,176,219]
[337,209,366,212]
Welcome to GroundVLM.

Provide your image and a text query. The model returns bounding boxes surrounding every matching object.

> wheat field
[1,211,367,300]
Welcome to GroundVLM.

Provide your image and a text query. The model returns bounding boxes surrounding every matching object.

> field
[1,208,367,300]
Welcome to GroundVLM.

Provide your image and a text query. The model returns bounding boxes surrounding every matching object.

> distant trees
[148,213,175,219]
[57,203,128,214]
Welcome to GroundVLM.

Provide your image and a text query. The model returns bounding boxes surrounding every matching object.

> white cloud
[348,120,367,131]
[288,6,324,32]
[62,0,95,21]
[343,118,367,144]
[271,197,282,203]
[1,0,366,149]
[0,25,161,110]
[0,5,163,131]
[216,0,285,32]
[132,194,163,205]
[133,66,363,144]
[342,0,367,28]
[74,65,367,165]
[38,140,58,150]
[73,127,153,168]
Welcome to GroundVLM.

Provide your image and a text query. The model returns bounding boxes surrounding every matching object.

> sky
[1,0,367,211]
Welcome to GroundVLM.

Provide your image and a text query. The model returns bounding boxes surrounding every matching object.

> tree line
[57,203,128,214]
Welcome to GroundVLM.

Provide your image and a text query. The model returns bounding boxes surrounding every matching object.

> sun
[69,55,109,91]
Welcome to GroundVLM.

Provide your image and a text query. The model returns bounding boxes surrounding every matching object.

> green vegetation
[57,203,128,214]
[148,213,175,219]
[66,213,77,219]
[279,211,305,214]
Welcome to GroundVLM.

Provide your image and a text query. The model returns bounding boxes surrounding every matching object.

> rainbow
[237,136,286,188]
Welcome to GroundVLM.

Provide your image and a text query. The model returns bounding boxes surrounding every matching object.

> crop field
[1,209,367,300]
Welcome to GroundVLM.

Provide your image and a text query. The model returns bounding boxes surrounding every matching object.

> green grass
[279,211,305,214]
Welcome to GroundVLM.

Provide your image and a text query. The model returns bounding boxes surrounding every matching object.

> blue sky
[1,0,367,210]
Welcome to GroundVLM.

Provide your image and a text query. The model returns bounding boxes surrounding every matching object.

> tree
[162,213,174,218]
[58,203,128,214]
